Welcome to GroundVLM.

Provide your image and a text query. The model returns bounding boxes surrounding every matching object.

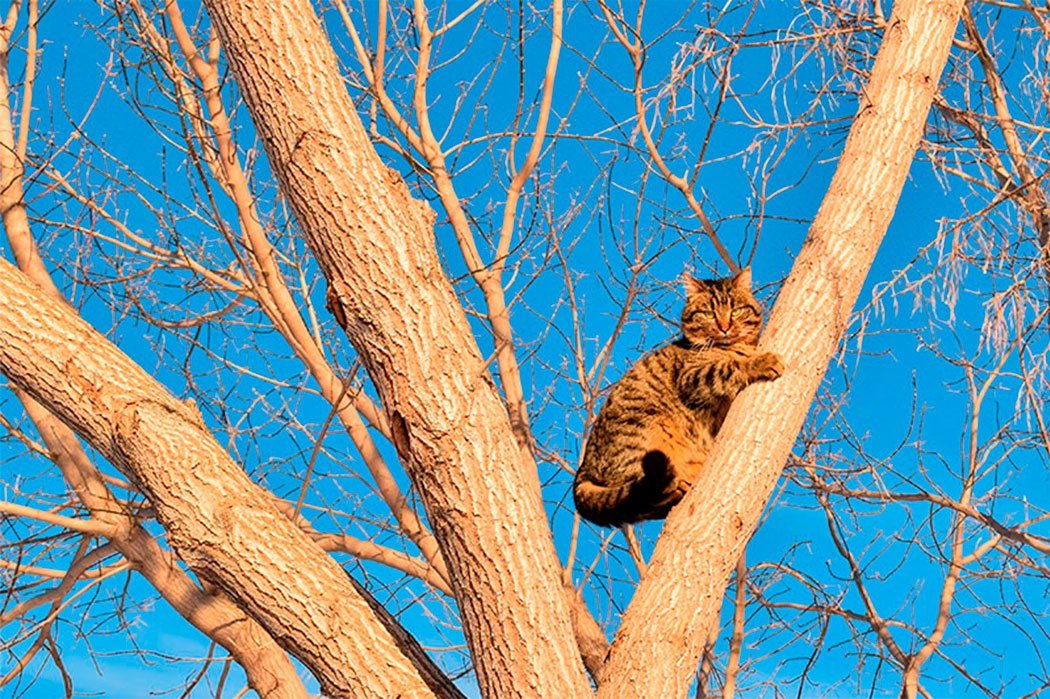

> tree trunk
[0,40,308,698]
[17,391,311,699]
[200,0,592,696]
[0,259,457,698]
[598,1,964,695]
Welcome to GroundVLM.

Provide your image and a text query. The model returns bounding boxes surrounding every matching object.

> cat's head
[680,268,763,347]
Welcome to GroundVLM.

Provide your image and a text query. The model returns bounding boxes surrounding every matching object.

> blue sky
[4,0,1048,697]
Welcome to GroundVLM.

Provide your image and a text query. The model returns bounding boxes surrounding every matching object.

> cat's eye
[731,307,748,316]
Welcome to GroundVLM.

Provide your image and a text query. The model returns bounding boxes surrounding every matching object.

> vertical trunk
[0,259,455,698]
[200,0,592,696]
[598,1,964,695]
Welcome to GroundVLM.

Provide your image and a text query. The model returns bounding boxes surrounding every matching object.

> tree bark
[200,0,592,696]
[0,259,457,698]
[598,1,964,695]
[0,28,308,697]
[17,391,311,699]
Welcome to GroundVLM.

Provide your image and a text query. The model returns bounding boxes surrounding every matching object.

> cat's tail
[573,451,681,527]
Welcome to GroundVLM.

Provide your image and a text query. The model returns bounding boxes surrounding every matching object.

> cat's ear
[682,273,705,297]
[732,266,752,291]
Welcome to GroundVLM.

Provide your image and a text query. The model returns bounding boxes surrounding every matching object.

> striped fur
[573,269,783,527]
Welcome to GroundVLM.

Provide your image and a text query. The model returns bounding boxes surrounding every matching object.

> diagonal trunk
[0,258,457,698]
[199,0,593,695]
[598,0,965,695]
[17,392,310,699]
[0,20,307,694]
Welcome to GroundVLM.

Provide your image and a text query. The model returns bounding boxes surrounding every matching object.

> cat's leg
[677,350,783,404]
[639,416,703,516]
[743,351,784,384]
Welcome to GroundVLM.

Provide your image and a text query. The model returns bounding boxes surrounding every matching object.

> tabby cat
[573,269,783,527]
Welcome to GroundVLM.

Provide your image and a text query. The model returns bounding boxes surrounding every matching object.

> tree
[1,0,1046,697]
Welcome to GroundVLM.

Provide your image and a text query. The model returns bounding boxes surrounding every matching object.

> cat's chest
[675,344,750,374]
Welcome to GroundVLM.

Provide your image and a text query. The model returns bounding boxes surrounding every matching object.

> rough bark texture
[200,0,592,696]
[18,392,310,699]
[344,574,467,699]
[598,1,965,696]
[0,259,457,698]
[0,45,307,696]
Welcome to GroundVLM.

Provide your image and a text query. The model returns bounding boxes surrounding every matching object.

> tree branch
[0,258,453,697]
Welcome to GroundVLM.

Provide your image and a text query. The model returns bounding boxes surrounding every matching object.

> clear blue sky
[6,1,1047,697]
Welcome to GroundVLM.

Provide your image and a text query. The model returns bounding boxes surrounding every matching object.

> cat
[573,268,783,527]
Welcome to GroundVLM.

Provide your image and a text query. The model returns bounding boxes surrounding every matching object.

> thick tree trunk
[0,259,458,698]
[200,0,592,696]
[17,391,309,699]
[598,1,964,696]
[0,44,307,698]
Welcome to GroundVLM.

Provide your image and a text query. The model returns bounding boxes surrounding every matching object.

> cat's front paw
[749,352,784,381]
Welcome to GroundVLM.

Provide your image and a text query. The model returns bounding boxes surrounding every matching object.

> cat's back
[583,342,691,466]
[576,341,695,511]
[600,341,688,418]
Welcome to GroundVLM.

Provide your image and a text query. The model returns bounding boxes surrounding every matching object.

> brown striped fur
[573,269,783,527]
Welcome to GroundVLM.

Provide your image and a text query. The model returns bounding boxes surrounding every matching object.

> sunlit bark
[200,0,592,695]
[0,7,308,695]
[0,258,458,698]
